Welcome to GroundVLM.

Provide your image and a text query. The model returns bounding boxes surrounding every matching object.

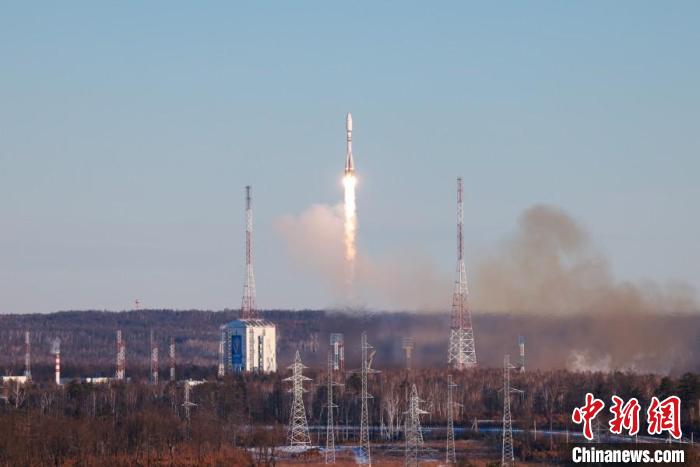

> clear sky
[1,2,698,313]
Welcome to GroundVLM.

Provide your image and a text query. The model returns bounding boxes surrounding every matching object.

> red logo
[647,396,682,439]
[608,396,641,436]
[572,392,605,440]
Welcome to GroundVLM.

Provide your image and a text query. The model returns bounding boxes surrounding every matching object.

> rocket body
[344,113,354,175]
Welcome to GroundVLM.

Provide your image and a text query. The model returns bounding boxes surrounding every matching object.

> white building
[222,319,277,373]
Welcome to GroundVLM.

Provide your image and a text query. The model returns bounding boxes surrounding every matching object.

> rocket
[344,112,354,175]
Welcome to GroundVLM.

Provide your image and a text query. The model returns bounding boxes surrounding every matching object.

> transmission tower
[446,374,459,464]
[404,384,428,467]
[150,330,159,385]
[182,380,197,424]
[325,351,343,463]
[24,331,31,381]
[116,330,126,380]
[354,331,379,465]
[501,354,522,466]
[402,337,414,370]
[241,185,258,319]
[447,177,477,369]
[284,350,311,447]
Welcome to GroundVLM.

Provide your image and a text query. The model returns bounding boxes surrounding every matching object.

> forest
[1,308,700,374]
[1,367,700,465]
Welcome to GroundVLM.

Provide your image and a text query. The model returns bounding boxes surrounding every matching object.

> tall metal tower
[218,325,226,378]
[330,333,345,373]
[284,350,311,447]
[150,330,159,385]
[182,380,197,423]
[501,354,522,466]
[241,185,258,319]
[447,177,477,369]
[24,331,31,380]
[402,337,415,371]
[356,331,379,465]
[404,384,428,467]
[169,337,176,382]
[116,330,126,380]
[518,336,525,373]
[52,338,61,385]
[325,351,343,464]
[446,374,458,464]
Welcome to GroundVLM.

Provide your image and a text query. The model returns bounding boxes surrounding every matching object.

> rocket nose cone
[346,113,353,131]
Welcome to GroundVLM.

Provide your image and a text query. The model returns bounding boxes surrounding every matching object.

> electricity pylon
[284,350,311,447]
[501,354,523,466]
[448,177,477,369]
[446,374,460,464]
[325,351,343,464]
[404,384,428,467]
[353,331,379,465]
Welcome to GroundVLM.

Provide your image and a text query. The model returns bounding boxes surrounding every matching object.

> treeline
[1,369,699,465]
[2,309,700,376]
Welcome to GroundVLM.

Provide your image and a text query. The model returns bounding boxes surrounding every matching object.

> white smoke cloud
[275,203,451,311]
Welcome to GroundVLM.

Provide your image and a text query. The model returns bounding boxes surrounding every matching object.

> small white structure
[1,376,28,385]
[221,319,277,373]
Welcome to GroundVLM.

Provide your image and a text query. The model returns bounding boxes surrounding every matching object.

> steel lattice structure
[150,330,158,385]
[241,185,258,319]
[501,354,522,466]
[325,352,343,464]
[404,384,428,467]
[448,177,477,369]
[446,374,458,464]
[217,325,226,378]
[284,350,312,447]
[354,331,379,465]
[116,330,125,380]
[169,337,176,382]
[402,337,414,371]
[24,331,31,380]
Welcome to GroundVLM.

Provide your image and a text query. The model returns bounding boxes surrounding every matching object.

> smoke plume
[275,203,451,311]
[472,204,697,315]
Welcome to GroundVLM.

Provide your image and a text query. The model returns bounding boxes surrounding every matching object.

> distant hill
[1,309,698,379]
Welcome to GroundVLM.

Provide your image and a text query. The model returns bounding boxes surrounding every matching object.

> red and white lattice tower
[447,177,477,369]
[241,185,257,319]
[52,338,61,385]
[116,330,126,380]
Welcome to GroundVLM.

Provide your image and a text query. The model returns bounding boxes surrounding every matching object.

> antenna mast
[241,185,258,319]
[448,177,477,369]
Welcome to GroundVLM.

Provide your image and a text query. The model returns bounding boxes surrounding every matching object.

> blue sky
[1,2,698,313]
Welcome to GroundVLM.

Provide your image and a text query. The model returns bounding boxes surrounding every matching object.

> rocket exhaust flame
[343,173,357,262]
[343,113,357,286]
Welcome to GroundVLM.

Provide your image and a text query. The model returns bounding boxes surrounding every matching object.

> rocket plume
[343,174,357,262]
[343,113,357,284]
